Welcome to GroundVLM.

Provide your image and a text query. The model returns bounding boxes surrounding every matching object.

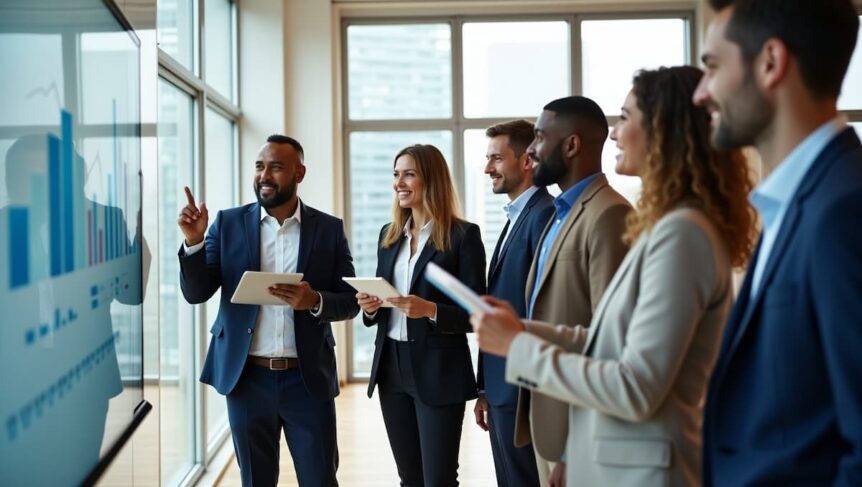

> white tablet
[342,277,401,307]
[425,262,493,315]
[230,271,304,305]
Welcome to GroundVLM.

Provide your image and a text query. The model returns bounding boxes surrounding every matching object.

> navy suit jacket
[703,128,862,486]
[477,187,554,407]
[364,220,486,407]
[179,202,360,401]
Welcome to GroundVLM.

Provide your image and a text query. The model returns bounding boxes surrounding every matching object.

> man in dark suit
[694,1,862,485]
[178,134,359,487]
[473,120,553,487]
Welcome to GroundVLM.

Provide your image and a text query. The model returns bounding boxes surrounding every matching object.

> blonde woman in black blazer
[357,144,486,487]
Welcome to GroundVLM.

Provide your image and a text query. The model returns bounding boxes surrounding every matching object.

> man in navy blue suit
[473,120,554,487]
[694,1,862,485]
[178,135,359,486]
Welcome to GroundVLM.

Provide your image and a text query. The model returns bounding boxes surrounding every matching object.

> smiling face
[393,154,425,211]
[693,8,773,150]
[253,142,305,209]
[484,135,528,197]
[609,90,649,177]
[526,110,568,187]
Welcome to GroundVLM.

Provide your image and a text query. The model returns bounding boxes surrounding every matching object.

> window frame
[340,10,696,381]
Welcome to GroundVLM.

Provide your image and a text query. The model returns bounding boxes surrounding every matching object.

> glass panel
[157,0,195,71]
[349,131,453,377]
[462,22,569,118]
[157,79,197,485]
[0,34,64,129]
[203,107,233,447]
[204,0,233,99]
[602,127,641,204]
[581,18,687,116]
[463,129,510,265]
[838,17,862,110]
[347,24,452,120]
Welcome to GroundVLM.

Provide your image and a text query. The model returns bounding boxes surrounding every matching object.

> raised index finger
[184,186,198,209]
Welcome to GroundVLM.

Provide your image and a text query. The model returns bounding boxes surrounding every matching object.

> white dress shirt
[387,218,433,341]
[749,116,846,296]
[186,201,318,358]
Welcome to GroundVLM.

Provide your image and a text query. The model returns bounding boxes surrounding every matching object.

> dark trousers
[226,364,338,487]
[488,404,541,487]
[378,338,465,487]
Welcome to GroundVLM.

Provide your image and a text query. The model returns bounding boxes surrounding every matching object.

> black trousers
[378,338,465,487]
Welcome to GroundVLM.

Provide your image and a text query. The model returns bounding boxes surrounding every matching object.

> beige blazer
[508,208,732,487]
[515,174,631,460]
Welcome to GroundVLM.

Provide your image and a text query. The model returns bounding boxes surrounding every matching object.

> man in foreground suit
[694,1,862,485]
[517,97,631,484]
[178,135,359,486]
[474,120,553,487]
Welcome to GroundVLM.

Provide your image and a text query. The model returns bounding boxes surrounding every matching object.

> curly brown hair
[623,66,757,268]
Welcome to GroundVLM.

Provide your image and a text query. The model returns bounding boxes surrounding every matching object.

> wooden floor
[216,384,496,486]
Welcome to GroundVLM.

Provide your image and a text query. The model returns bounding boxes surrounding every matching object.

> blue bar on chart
[48,134,63,277]
[29,175,47,282]
[9,207,30,288]
[61,111,74,274]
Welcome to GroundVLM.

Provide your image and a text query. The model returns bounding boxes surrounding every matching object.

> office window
[462,22,569,118]
[347,24,452,120]
[157,78,197,486]
[203,107,235,448]
[581,18,688,116]
[343,14,692,379]
[157,0,195,72]
[204,0,235,99]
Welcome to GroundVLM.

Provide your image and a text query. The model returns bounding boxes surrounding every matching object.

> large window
[840,17,862,135]
[343,13,692,379]
[155,0,239,484]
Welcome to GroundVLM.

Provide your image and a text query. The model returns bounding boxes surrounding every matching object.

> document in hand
[425,262,493,315]
[230,271,304,305]
[342,277,402,307]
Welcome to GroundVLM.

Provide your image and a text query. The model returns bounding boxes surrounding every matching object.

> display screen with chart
[0,1,149,484]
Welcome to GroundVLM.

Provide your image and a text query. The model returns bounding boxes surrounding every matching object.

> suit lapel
[715,127,860,376]
[534,176,609,297]
[491,188,547,281]
[410,242,437,293]
[244,204,261,271]
[379,237,402,282]
[297,202,317,274]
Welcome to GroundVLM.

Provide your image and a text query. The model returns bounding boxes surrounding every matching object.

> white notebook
[425,262,493,314]
[342,277,401,307]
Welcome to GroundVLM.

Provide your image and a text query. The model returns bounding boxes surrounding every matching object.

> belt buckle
[269,358,288,370]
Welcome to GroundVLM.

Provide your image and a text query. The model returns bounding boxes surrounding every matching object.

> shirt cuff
[183,240,205,256]
[429,304,437,323]
[363,309,378,320]
[309,292,324,318]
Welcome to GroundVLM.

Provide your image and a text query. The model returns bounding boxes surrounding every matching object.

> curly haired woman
[472,65,757,487]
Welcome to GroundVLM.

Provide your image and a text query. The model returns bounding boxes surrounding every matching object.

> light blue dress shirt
[498,186,539,251]
[528,173,602,318]
[749,117,846,296]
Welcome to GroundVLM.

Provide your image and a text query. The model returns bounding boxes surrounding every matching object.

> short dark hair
[485,119,535,156]
[709,0,859,99]
[266,134,305,162]
[543,96,609,142]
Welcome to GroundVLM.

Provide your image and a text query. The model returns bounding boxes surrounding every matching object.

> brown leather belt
[247,356,299,370]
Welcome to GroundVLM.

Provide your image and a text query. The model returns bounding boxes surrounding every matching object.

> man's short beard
[532,144,567,187]
[712,69,773,151]
[255,180,297,209]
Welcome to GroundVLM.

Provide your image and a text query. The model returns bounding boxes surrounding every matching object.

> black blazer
[364,220,486,406]
[478,187,554,407]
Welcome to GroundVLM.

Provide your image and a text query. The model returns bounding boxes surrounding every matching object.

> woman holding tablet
[472,66,757,486]
[356,143,486,486]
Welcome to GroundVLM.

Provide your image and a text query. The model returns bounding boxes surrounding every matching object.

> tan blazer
[515,174,631,460]
[508,208,732,486]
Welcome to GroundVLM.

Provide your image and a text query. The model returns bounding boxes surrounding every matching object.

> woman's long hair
[382,144,463,251]
[624,66,757,268]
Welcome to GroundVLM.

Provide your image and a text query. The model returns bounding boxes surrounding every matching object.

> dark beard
[254,179,297,209]
[712,70,773,150]
[532,143,567,187]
